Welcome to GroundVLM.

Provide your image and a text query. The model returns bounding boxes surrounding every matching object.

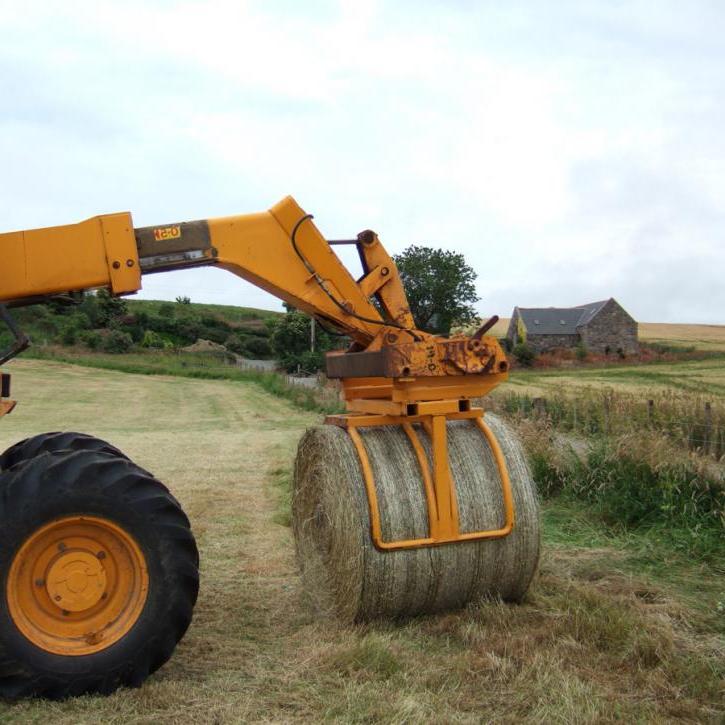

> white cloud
[0,0,722,322]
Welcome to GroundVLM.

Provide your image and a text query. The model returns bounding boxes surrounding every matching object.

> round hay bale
[292,413,540,621]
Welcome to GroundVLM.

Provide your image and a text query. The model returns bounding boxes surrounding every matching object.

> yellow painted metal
[45,550,107,613]
[0,400,16,418]
[329,408,515,551]
[341,372,507,409]
[0,213,139,303]
[357,265,391,300]
[210,197,388,347]
[99,213,142,295]
[345,397,466,417]
[6,515,149,656]
[355,231,415,329]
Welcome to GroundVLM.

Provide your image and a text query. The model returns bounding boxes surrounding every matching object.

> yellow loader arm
[0,195,508,396]
[0,196,511,550]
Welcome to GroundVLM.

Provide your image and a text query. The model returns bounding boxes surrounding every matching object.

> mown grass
[26,346,344,415]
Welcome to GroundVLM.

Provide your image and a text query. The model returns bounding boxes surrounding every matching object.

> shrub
[158,303,175,318]
[141,330,166,349]
[292,350,325,374]
[101,330,133,354]
[512,343,535,366]
[575,343,588,361]
[57,312,92,345]
[243,336,272,359]
[224,333,249,356]
[79,294,101,327]
[60,323,79,346]
[96,289,128,327]
[269,310,337,372]
[78,330,102,350]
[176,318,202,345]
[517,423,724,560]
[176,296,191,305]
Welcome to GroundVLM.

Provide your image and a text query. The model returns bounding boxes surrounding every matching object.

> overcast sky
[1,1,722,323]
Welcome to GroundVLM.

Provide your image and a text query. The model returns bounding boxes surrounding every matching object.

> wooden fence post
[533,397,546,419]
[647,399,654,426]
[704,402,712,456]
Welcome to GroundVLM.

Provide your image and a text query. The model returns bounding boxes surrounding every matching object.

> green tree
[392,246,479,334]
[59,312,91,346]
[512,343,535,367]
[268,310,337,373]
[96,289,128,327]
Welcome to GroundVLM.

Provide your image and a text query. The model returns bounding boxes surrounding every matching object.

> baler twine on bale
[292,414,540,621]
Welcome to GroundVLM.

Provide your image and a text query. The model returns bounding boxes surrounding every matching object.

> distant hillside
[3,296,282,359]
[127,299,281,326]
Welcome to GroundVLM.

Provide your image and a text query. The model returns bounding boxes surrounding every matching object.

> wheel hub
[7,516,149,655]
[46,550,107,612]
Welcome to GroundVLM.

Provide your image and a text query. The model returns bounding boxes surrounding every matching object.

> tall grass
[491,387,725,460]
[518,421,725,562]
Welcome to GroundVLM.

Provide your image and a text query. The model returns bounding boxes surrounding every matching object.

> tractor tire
[0,450,199,699]
[0,432,128,471]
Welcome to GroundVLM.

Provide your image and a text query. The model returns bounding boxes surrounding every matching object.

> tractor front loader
[0,197,539,698]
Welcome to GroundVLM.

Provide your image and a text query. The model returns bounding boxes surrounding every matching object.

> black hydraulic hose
[289,215,419,338]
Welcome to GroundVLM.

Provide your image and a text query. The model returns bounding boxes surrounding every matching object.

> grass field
[639,322,725,351]
[0,361,723,723]
[503,357,725,397]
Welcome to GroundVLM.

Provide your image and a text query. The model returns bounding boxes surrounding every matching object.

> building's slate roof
[516,299,611,335]
[574,299,610,326]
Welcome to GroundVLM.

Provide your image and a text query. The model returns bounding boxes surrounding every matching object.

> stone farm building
[506,298,638,356]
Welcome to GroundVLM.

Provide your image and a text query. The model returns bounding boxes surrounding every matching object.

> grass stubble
[0,360,721,723]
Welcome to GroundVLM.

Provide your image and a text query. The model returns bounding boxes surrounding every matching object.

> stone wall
[578,299,639,355]
[526,333,580,354]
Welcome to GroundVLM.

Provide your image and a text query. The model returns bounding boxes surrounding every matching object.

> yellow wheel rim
[6,516,149,656]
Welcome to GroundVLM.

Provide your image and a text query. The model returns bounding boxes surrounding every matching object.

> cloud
[0,1,722,323]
